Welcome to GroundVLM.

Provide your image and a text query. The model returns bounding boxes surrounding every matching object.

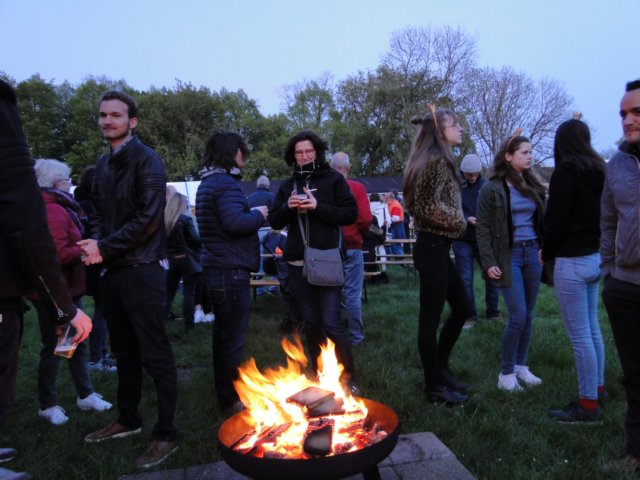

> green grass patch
[4,268,632,479]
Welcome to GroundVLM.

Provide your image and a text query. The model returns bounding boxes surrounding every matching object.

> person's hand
[251,205,268,219]
[288,192,304,210]
[69,308,92,344]
[487,266,502,280]
[301,187,318,211]
[538,249,544,265]
[77,239,103,265]
[467,216,477,225]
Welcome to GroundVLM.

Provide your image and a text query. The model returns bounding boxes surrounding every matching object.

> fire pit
[217,337,400,480]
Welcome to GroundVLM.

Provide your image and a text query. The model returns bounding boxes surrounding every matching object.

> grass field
[3,267,635,479]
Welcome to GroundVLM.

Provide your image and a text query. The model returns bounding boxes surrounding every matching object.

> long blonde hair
[403,108,460,212]
[165,192,188,236]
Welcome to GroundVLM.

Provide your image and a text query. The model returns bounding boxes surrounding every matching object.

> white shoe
[498,373,523,392]
[77,392,112,412]
[193,306,205,324]
[39,405,68,425]
[515,365,543,387]
[203,313,215,323]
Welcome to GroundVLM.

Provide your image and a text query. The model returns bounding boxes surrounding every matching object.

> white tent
[167,180,201,206]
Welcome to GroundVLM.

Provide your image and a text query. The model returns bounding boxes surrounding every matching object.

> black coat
[90,136,168,270]
[0,80,75,322]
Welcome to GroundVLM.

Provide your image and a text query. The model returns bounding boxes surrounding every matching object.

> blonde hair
[34,159,71,188]
[164,192,188,235]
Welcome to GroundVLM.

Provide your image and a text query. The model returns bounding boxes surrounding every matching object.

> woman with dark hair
[477,134,546,392]
[403,108,472,405]
[543,118,606,423]
[195,130,267,411]
[165,192,202,332]
[268,130,358,391]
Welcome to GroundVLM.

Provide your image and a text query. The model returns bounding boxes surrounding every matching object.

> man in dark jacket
[79,91,178,469]
[0,79,92,480]
[452,154,500,329]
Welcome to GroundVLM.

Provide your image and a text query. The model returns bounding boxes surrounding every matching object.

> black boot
[427,385,469,406]
[440,367,469,393]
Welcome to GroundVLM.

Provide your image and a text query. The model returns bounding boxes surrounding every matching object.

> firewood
[287,386,335,409]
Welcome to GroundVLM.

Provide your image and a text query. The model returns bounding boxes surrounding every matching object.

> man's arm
[600,164,617,276]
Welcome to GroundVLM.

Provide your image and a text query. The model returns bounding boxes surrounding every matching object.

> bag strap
[297,213,343,250]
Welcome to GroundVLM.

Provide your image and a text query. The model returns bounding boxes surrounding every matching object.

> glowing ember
[231,336,387,459]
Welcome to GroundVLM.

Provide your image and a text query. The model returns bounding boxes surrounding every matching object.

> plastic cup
[54,324,77,359]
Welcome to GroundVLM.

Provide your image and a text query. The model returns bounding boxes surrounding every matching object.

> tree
[459,67,573,166]
[279,72,336,135]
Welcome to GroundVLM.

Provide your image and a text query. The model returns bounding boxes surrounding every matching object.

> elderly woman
[32,159,111,425]
[268,130,357,391]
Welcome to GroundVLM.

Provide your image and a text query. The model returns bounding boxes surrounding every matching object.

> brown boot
[135,440,178,469]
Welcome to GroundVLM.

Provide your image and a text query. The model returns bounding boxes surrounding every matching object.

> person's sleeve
[46,203,84,265]
[216,182,265,235]
[600,165,616,276]
[475,184,498,273]
[0,82,76,323]
[312,175,357,226]
[268,181,296,229]
[353,182,372,235]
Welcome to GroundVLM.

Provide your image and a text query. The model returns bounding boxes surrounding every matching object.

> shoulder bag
[297,214,344,286]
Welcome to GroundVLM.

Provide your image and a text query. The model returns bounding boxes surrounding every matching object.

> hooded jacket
[543,157,604,262]
[0,79,76,322]
[600,142,640,283]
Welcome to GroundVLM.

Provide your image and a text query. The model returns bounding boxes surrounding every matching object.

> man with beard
[79,91,178,469]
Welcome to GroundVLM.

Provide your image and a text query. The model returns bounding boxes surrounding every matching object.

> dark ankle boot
[427,385,469,406]
[440,368,469,393]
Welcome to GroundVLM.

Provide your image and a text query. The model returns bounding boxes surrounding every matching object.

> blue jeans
[289,265,355,382]
[554,254,604,400]
[343,249,365,345]
[389,222,406,255]
[204,268,251,409]
[500,240,542,374]
[34,297,93,409]
[452,240,500,318]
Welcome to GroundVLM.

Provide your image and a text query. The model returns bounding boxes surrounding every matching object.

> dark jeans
[166,261,199,328]
[34,297,93,409]
[102,263,177,442]
[603,275,640,457]
[88,291,109,363]
[413,232,472,390]
[0,299,24,432]
[204,268,251,409]
[288,265,355,384]
[389,222,407,256]
[452,240,500,318]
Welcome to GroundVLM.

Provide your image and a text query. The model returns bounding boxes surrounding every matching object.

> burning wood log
[287,386,335,409]
[306,397,345,417]
[303,423,333,456]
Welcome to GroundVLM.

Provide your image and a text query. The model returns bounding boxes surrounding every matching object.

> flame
[232,336,368,458]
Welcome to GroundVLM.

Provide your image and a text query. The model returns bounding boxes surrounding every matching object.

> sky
[1,0,637,153]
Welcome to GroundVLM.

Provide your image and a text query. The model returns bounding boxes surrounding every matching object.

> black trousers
[603,275,640,458]
[413,232,472,390]
[102,263,177,442]
[0,299,24,432]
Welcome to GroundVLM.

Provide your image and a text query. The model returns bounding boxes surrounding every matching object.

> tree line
[2,25,575,183]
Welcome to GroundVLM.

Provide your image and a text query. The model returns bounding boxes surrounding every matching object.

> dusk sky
[2,0,637,153]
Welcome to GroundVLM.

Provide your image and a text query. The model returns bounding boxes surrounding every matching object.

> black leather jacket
[0,80,76,322]
[91,136,168,270]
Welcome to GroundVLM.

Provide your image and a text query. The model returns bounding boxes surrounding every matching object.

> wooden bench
[250,275,280,300]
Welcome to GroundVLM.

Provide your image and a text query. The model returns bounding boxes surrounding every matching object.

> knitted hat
[460,154,482,173]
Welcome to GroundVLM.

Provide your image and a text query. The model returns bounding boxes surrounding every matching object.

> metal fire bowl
[218,397,400,480]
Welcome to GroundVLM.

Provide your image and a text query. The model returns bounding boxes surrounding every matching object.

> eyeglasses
[294,149,315,158]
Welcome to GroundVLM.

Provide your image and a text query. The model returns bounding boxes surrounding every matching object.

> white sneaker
[203,313,215,323]
[77,392,112,412]
[39,405,68,425]
[193,305,205,324]
[515,365,543,387]
[498,373,523,392]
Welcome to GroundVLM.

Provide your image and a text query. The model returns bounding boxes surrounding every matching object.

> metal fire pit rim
[217,397,400,480]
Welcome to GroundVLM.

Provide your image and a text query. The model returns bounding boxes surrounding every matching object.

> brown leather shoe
[84,421,142,444]
[135,440,178,469]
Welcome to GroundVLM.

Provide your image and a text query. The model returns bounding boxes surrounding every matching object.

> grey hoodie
[600,142,640,284]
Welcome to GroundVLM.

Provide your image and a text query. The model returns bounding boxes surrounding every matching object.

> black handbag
[297,214,344,286]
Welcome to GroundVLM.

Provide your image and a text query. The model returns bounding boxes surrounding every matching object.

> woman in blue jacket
[195,131,267,412]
